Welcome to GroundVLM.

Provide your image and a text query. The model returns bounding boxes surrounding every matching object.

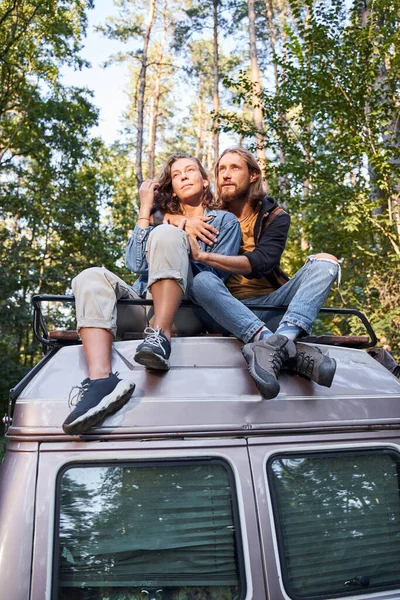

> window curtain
[269,452,400,598]
[58,463,240,589]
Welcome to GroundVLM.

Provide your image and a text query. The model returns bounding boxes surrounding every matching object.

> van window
[268,450,400,599]
[54,460,244,600]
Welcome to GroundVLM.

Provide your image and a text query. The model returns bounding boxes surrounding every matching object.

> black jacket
[244,195,290,288]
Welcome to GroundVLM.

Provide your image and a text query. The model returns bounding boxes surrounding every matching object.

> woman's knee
[148,223,184,247]
[72,267,109,294]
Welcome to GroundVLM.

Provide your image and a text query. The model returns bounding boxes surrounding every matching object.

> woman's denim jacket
[125,209,241,297]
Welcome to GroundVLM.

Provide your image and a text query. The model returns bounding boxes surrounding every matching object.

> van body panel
[0,444,39,599]
[3,336,400,599]
[31,442,266,600]
[249,440,400,600]
[248,431,400,447]
[7,339,400,441]
[38,437,248,452]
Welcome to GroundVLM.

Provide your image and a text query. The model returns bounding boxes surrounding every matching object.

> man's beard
[219,184,247,203]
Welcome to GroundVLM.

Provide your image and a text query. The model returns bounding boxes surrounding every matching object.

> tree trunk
[38,222,50,294]
[265,0,278,92]
[302,5,311,252]
[377,64,400,236]
[212,0,220,161]
[265,0,289,198]
[147,0,167,179]
[386,109,400,237]
[248,0,268,180]
[360,1,400,238]
[207,130,213,173]
[195,74,204,159]
[135,0,156,187]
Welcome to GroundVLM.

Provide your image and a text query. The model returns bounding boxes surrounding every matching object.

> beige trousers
[72,225,203,338]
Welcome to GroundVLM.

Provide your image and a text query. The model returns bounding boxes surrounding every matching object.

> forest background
[1,0,400,451]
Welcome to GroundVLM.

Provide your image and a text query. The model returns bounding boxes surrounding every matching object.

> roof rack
[31,294,378,351]
[4,295,378,434]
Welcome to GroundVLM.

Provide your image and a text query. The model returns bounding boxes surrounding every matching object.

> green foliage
[219,0,400,358]
[0,0,134,424]
[173,0,229,49]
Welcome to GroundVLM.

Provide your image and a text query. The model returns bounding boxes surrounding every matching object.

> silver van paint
[1,336,400,599]
[261,442,400,600]
[32,444,259,599]
[10,339,400,440]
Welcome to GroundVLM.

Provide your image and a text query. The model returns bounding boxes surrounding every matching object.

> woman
[126,152,241,370]
[63,153,240,436]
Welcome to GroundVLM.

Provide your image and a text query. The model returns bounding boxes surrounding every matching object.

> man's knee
[191,271,220,300]
[307,253,339,284]
[313,253,339,263]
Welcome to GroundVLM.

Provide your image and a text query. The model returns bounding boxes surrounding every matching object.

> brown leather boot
[287,343,336,387]
[242,334,296,399]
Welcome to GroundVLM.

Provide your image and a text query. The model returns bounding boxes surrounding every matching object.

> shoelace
[68,381,90,409]
[67,372,121,409]
[143,327,167,356]
[269,346,290,376]
[294,351,314,377]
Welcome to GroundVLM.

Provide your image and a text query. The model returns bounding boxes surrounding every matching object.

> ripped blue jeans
[190,256,340,343]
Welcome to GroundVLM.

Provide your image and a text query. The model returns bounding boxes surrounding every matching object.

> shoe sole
[63,381,135,435]
[316,356,337,387]
[242,344,280,399]
[134,348,170,371]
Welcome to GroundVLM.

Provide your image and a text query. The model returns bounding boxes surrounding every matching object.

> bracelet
[138,217,150,222]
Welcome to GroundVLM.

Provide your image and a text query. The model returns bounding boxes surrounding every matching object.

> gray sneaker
[63,372,135,435]
[242,334,296,399]
[288,343,337,387]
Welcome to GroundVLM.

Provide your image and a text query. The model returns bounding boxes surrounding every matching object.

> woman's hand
[137,179,159,226]
[139,179,159,211]
[164,214,218,246]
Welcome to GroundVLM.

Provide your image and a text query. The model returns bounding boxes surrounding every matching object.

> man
[186,147,339,399]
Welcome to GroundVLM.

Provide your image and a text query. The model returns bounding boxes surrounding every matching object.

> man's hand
[187,229,251,274]
[186,221,252,274]
[164,214,218,246]
[187,231,207,262]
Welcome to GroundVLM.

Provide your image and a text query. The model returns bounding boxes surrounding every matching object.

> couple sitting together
[63,148,340,435]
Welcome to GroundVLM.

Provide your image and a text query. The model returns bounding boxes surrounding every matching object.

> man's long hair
[215,147,266,208]
[156,152,216,215]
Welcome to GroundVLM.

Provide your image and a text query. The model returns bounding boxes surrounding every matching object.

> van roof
[8,337,400,441]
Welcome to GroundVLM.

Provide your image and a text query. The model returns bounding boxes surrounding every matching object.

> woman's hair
[215,147,266,208]
[155,152,215,215]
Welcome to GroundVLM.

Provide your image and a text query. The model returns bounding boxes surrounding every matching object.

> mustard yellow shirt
[226,207,276,299]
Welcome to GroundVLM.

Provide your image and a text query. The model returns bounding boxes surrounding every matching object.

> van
[1,295,400,600]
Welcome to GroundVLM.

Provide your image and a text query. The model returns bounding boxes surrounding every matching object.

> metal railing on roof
[31,293,378,351]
